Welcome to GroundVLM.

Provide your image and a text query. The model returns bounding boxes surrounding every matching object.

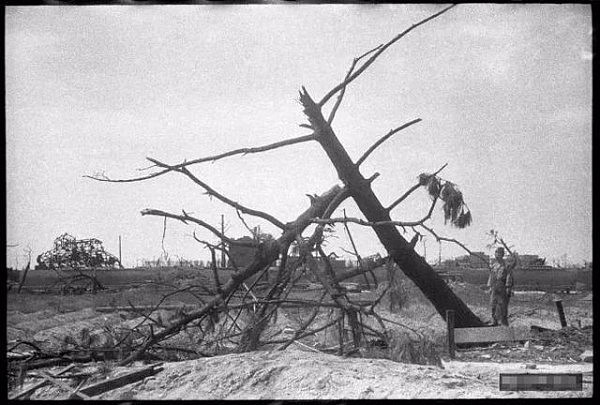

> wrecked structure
[35,233,122,270]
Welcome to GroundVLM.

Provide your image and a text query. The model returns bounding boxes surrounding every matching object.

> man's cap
[495,247,505,254]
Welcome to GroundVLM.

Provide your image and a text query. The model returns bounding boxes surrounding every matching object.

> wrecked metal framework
[36,233,122,270]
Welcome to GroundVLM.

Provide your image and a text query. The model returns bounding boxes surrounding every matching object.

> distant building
[437,259,458,268]
[518,254,545,267]
[454,252,490,268]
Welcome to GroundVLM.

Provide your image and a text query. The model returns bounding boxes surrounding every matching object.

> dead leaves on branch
[418,173,472,229]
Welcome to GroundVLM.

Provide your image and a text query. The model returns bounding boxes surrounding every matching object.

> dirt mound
[27,349,491,400]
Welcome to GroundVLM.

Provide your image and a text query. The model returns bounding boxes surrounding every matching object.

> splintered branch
[85,134,316,183]
[355,119,422,167]
[318,4,457,106]
[386,163,448,212]
[146,158,286,230]
[322,187,351,219]
[419,224,491,269]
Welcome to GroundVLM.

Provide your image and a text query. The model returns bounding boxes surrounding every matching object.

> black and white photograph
[5,2,593,399]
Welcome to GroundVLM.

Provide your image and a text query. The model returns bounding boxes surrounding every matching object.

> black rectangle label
[499,373,582,391]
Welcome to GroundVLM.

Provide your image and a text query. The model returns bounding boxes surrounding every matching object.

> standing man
[487,247,516,326]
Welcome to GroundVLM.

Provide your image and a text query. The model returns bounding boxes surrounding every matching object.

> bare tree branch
[342,209,362,262]
[318,4,457,106]
[327,44,383,124]
[192,232,240,271]
[386,163,448,212]
[118,185,342,365]
[419,224,491,269]
[355,119,422,167]
[236,209,257,239]
[202,242,223,296]
[141,209,256,247]
[145,159,286,230]
[310,203,438,229]
[334,255,389,283]
[341,209,375,288]
[84,134,316,183]
[161,216,168,260]
[277,291,328,351]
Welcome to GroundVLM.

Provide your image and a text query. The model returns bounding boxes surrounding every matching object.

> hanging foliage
[417,173,472,229]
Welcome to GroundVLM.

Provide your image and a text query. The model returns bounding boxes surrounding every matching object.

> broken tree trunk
[300,89,483,328]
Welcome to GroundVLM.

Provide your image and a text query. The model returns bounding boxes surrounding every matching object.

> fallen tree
[89,4,487,365]
[117,185,343,364]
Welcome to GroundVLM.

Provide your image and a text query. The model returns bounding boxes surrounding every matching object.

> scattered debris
[579,350,593,363]
[40,370,92,400]
[525,364,537,369]
[9,364,76,400]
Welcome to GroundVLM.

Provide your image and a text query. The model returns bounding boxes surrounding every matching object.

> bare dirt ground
[20,350,593,400]
[6,280,593,399]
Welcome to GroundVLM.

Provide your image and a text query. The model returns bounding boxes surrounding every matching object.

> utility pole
[119,235,122,266]
[221,215,226,269]
[423,238,427,263]
[438,241,442,266]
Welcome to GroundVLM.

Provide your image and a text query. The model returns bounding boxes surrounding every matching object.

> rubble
[454,324,593,364]
[579,350,593,363]
[525,364,537,369]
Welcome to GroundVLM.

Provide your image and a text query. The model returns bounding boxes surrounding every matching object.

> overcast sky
[6,4,592,269]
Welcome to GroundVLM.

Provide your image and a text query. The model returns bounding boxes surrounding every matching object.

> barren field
[6,270,593,400]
